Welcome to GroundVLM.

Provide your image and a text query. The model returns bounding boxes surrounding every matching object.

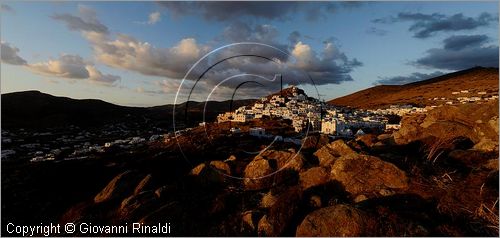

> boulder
[190,162,229,185]
[313,146,337,168]
[260,191,278,208]
[330,155,408,197]
[209,160,231,175]
[260,149,305,172]
[119,191,157,220]
[314,139,357,167]
[299,167,329,191]
[296,204,369,236]
[356,134,378,147]
[257,186,302,236]
[94,170,142,203]
[330,139,357,156]
[244,150,304,190]
[243,157,274,190]
[301,134,329,150]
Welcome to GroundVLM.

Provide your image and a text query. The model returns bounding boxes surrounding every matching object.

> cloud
[158,2,362,22]
[86,65,121,85]
[28,54,90,79]
[148,11,161,24]
[373,12,497,38]
[374,71,444,85]
[26,54,120,85]
[1,4,14,13]
[366,27,388,36]
[51,5,362,97]
[443,34,489,50]
[158,1,301,21]
[88,33,210,79]
[414,34,498,70]
[51,5,108,33]
[287,31,301,46]
[289,40,363,85]
[1,41,27,65]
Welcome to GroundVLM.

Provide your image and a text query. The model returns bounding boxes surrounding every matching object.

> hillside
[328,67,499,109]
[0,91,254,129]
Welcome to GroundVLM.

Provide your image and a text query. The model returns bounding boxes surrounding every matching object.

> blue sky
[1,1,498,106]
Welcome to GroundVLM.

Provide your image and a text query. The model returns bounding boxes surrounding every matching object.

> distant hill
[1,91,254,129]
[328,67,499,109]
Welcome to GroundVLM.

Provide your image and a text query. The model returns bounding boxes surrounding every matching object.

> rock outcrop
[299,167,329,191]
[330,154,409,197]
[94,170,142,203]
[244,149,304,190]
[394,101,499,152]
[314,139,356,167]
[296,204,370,236]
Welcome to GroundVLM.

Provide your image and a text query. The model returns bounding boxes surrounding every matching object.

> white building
[321,120,336,135]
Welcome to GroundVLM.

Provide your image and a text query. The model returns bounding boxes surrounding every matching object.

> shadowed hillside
[1,91,255,129]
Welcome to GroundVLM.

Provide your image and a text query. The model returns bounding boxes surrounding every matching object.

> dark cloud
[222,21,252,42]
[443,34,489,50]
[373,12,497,38]
[366,27,388,36]
[51,5,108,33]
[158,2,363,22]
[1,4,14,13]
[1,41,27,65]
[415,34,498,70]
[375,71,444,85]
[288,31,301,46]
[158,1,301,21]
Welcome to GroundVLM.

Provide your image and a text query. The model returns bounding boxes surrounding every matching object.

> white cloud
[148,11,161,24]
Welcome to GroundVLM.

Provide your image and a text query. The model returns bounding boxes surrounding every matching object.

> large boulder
[330,155,408,197]
[243,157,274,190]
[301,134,330,150]
[244,150,304,190]
[314,139,357,167]
[296,204,370,236]
[299,167,329,191]
[94,170,142,203]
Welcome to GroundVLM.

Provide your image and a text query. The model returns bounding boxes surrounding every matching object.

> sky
[1,1,498,107]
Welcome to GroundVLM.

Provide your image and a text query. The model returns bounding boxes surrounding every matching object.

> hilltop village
[216,85,422,137]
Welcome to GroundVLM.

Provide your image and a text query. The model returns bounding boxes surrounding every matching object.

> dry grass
[476,199,499,233]
[424,135,457,163]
